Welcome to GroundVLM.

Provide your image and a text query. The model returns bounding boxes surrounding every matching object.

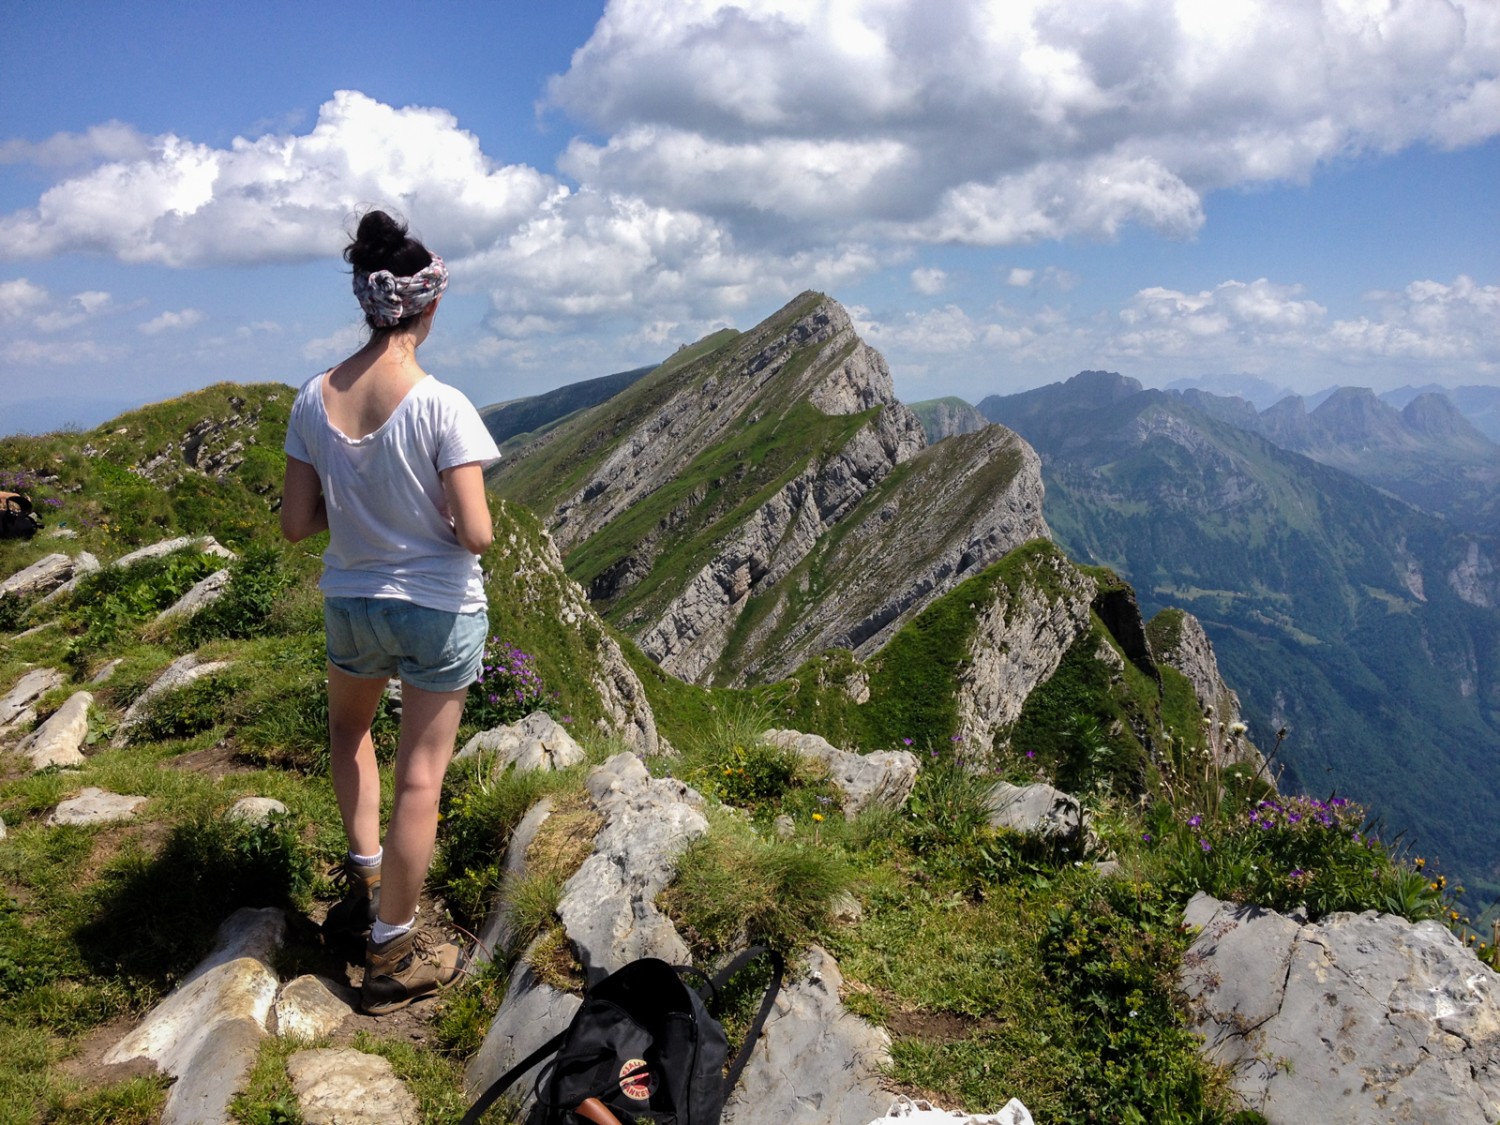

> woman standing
[281,210,500,1014]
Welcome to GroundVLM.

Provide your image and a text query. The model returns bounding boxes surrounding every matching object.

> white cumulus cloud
[139,308,204,335]
[549,0,1500,246]
[0,91,557,267]
[911,267,947,295]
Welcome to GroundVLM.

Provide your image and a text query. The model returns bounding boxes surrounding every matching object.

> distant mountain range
[978,372,1500,902]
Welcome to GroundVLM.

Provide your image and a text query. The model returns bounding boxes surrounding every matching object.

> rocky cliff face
[491,293,1049,687]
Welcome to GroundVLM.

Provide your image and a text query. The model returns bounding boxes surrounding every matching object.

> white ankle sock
[349,848,382,867]
[371,917,415,945]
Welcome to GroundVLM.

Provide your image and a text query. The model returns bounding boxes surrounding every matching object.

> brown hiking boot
[322,858,381,946]
[361,927,464,1015]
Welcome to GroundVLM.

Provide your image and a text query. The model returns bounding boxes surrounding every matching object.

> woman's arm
[441,461,494,555]
[280,456,328,542]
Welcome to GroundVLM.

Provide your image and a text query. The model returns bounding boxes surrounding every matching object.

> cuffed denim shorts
[324,597,487,694]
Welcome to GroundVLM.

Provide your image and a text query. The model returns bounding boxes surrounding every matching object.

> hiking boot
[322,858,381,946]
[361,927,464,1015]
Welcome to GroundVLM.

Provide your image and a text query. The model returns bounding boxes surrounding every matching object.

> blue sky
[2,0,1497,434]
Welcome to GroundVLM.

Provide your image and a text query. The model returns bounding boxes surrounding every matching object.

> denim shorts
[324,597,487,694]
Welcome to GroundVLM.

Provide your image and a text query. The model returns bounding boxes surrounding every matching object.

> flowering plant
[1148,794,1450,924]
[465,637,554,730]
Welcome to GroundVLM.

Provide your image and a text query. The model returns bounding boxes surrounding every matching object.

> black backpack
[0,492,41,540]
[462,948,784,1125]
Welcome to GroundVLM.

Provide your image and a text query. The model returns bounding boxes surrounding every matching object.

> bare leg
[327,664,388,857]
[378,680,468,927]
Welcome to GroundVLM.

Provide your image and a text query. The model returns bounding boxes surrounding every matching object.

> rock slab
[105,907,285,1125]
[1181,892,1500,1124]
[724,945,893,1125]
[869,1098,1035,1125]
[559,753,708,981]
[287,1048,420,1125]
[46,786,147,826]
[456,711,586,774]
[20,691,94,770]
[0,666,65,726]
[275,975,353,1041]
[763,729,918,817]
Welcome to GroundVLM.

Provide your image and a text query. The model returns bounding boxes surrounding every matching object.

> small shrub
[183,544,294,644]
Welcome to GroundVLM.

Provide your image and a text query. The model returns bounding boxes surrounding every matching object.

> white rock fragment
[20,691,93,770]
[868,1097,1035,1125]
[0,667,65,726]
[275,976,354,1041]
[113,654,233,746]
[155,567,232,621]
[46,786,147,826]
[288,1049,420,1125]
[456,710,586,773]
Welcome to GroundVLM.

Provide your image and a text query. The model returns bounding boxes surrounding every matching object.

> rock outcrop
[952,546,1096,747]
[1180,893,1500,1123]
[456,711,587,773]
[762,729,918,817]
[1147,610,1262,769]
[105,907,286,1125]
[467,753,895,1120]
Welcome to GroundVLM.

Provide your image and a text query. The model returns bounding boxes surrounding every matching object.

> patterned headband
[352,254,448,328]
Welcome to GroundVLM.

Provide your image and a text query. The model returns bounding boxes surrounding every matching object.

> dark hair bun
[344,209,431,276]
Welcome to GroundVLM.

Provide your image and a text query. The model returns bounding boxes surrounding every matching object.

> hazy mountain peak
[1064,369,1143,405]
[1401,392,1495,447]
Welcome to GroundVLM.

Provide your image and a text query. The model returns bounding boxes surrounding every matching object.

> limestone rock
[0,552,77,598]
[984,781,1087,852]
[275,976,353,1041]
[113,654,233,746]
[20,691,93,770]
[953,549,1096,748]
[869,1097,1035,1125]
[155,567,232,621]
[559,753,708,981]
[466,947,583,1116]
[0,667,65,726]
[763,729,918,817]
[35,551,101,604]
[46,786,147,826]
[475,797,554,967]
[287,1048,419,1125]
[89,658,122,684]
[112,535,236,569]
[105,907,284,1125]
[732,422,1050,685]
[723,945,892,1125]
[228,797,288,825]
[1150,611,1262,769]
[1181,893,1500,1123]
[456,711,586,774]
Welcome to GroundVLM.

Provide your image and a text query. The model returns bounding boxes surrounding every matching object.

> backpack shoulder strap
[708,946,785,1091]
[460,1028,568,1125]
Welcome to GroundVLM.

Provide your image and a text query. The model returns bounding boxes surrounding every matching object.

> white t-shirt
[284,371,502,613]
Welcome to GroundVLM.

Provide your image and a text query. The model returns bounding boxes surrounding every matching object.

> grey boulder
[1181,892,1500,1124]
